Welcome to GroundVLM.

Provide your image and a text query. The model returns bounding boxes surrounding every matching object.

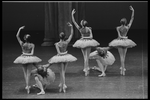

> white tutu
[14,55,42,64]
[43,68,55,85]
[109,38,136,48]
[73,38,100,48]
[48,54,77,64]
[89,50,115,65]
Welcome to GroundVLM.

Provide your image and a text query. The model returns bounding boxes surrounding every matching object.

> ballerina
[13,26,42,93]
[109,6,137,75]
[89,47,115,77]
[31,63,55,95]
[48,22,77,93]
[71,9,100,76]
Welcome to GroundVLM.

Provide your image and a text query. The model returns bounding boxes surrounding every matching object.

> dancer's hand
[72,9,76,15]
[129,6,134,11]
[43,63,50,68]
[19,26,25,30]
[122,36,128,39]
[67,22,72,27]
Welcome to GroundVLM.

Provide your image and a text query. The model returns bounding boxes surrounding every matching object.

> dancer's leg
[22,64,28,89]
[92,59,102,72]
[81,48,86,71]
[34,76,45,95]
[61,63,67,93]
[26,64,32,94]
[58,63,64,92]
[86,47,91,71]
[57,63,62,88]
[96,59,106,77]
[83,47,91,76]
[104,65,108,72]
[118,47,126,75]
[63,62,68,89]
[122,48,127,75]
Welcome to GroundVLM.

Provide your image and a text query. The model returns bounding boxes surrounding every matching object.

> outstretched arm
[127,6,134,28]
[16,26,25,46]
[31,68,38,75]
[66,22,74,43]
[71,9,81,30]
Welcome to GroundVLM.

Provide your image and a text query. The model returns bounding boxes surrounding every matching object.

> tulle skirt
[109,38,137,48]
[48,53,77,64]
[43,68,55,85]
[14,54,42,64]
[73,38,100,48]
[89,50,115,65]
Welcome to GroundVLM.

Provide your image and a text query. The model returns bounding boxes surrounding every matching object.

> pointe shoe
[85,70,89,76]
[32,84,38,87]
[63,84,67,89]
[37,91,45,95]
[98,73,106,77]
[83,68,89,76]
[59,83,62,87]
[27,86,31,94]
[59,87,62,92]
[59,84,67,93]
[25,86,28,89]
[91,66,96,70]
[59,83,67,88]
[120,67,126,75]
[62,87,66,93]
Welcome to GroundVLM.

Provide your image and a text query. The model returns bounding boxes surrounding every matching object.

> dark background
[2,2,148,47]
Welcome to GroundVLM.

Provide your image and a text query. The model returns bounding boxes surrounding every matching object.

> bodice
[22,43,33,54]
[118,26,128,37]
[80,27,90,37]
[57,42,68,53]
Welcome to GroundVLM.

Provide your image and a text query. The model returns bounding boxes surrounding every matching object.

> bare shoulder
[116,26,121,29]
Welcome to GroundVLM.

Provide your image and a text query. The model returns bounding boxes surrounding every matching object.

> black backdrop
[2,2,147,46]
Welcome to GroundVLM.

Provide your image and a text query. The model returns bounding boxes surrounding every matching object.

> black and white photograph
[2,1,148,99]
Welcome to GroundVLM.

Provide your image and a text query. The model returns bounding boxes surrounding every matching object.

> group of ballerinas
[14,6,136,95]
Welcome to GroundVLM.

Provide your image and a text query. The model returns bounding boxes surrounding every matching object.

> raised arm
[66,22,74,43]
[71,9,81,30]
[16,26,25,46]
[127,6,134,28]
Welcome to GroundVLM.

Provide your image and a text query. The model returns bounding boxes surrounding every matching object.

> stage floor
[2,43,147,99]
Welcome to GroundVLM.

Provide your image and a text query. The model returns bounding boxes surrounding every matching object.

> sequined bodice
[57,42,68,53]
[80,27,90,37]
[118,26,128,37]
[22,43,33,53]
